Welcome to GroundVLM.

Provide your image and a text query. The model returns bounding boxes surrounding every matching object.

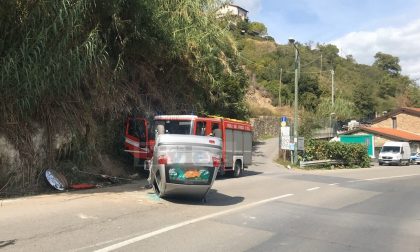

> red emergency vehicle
[124,115,253,177]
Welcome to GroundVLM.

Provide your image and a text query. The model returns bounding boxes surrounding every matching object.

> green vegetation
[304,140,371,168]
[232,24,420,122]
[0,0,248,192]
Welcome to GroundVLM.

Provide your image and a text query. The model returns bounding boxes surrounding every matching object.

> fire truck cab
[125,115,253,177]
[124,117,155,166]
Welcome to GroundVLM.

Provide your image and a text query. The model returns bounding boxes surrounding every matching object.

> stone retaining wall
[249,116,280,141]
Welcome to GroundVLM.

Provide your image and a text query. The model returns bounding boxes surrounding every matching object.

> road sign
[297,137,305,151]
[281,136,290,150]
[280,116,287,127]
[289,143,295,150]
[280,126,291,150]
[281,126,290,136]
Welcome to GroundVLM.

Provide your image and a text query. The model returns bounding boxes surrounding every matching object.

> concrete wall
[373,113,420,134]
[249,116,280,141]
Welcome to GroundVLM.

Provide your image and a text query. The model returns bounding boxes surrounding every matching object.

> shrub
[247,104,275,117]
[304,140,370,168]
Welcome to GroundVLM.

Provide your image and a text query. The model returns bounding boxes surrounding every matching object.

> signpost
[279,116,289,161]
[297,137,304,151]
[280,116,287,127]
[281,126,290,150]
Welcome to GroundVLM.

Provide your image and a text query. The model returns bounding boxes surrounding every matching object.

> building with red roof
[341,107,420,155]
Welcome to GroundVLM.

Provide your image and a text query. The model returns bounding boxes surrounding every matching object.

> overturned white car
[148,134,222,200]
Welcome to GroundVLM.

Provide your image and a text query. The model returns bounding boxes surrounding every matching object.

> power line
[300,57,321,68]
[238,53,329,74]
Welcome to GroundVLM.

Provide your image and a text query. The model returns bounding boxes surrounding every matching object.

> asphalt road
[1,138,420,252]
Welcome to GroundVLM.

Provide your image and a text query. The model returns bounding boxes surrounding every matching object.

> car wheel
[153,171,165,198]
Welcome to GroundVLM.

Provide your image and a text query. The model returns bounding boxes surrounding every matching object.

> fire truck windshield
[155,120,193,135]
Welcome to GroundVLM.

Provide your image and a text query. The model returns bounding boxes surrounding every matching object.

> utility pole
[278,68,282,107]
[331,69,335,106]
[293,50,299,165]
[288,37,300,165]
[320,54,323,76]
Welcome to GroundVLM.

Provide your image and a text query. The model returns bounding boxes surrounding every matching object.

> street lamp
[289,37,300,164]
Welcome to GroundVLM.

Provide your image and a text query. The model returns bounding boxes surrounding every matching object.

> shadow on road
[252,140,266,151]
[216,170,263,180]
[252,141,267,157]
[249,161,266,167]
[164,189,244,206]
[0,240,16,248]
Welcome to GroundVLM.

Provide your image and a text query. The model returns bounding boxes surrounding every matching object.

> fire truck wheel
[233,160,243,178]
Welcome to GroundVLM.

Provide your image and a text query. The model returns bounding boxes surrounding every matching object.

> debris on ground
[44,169,68,191]
[44,166,137,191]
[68,183,96,190]
[129,173,139,179]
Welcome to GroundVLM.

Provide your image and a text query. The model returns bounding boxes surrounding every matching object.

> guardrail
[299,159,343,168]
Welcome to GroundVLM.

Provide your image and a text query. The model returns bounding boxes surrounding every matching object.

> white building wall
[218,5,247,20]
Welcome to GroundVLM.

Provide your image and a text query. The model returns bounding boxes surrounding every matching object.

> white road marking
[93,193,294,252]
[347,173,420,183]
[306,187,320,191]
[329,183,339,186]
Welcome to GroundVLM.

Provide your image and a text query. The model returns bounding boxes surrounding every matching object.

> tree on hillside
[237,19,249,33]
[248,22,267,35]
[296,74,322,111]
[345,55,356,64]
[316,97,356,121]
[353,81,377,119]
[404,83,420,107]
[377,75,398,98]
[317,44,339,68]
[373,52,401,75]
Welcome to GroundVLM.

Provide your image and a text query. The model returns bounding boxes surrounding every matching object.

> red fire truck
[124,115,253,177]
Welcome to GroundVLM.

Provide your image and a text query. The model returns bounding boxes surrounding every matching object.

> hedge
[304,140,371,168]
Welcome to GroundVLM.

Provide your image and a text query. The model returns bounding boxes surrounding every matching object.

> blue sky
[233,0,420,81]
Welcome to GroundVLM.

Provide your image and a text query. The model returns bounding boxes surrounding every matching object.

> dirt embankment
[246,85,293,118]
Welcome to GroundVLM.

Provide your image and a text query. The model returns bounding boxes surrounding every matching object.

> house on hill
[341,107,420,156]
[217,4,248,21]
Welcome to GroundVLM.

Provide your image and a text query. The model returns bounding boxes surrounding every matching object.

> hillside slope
[0,0,249,194]
[233,25,420,121]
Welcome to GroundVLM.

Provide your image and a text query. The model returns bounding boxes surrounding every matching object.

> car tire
[153,171,165,198]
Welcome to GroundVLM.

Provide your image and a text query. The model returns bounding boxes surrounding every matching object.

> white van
[378,141,411,166]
